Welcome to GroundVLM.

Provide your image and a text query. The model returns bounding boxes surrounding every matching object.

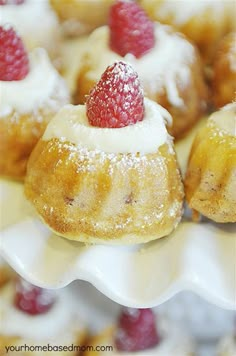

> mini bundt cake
[0,26,69,179]
[139,0,233,64]
[25,62,184,244]
[212,32,236,108]
[0,278,87,356]
[185,103,236,223]
[74,0,208,139]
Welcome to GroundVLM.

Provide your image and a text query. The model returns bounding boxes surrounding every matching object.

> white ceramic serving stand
[0,118,235,309]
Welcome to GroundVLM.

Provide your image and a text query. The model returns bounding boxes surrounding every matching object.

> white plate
[0,174,235,309]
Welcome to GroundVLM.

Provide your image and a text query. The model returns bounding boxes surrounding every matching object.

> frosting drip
[83,24,195,107]
[43,98,172,154]
[0,48,64,117]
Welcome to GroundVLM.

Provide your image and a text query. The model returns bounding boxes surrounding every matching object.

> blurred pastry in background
[0,0,61,67]
[138,0,233,64]
[185,103,236,223]
[212,32,236,108]
[75,0,208,139]
[60,35,89,94]
[25,62,184,244]
[0,277,87,355]
[0,256,14,288]
[84,307,195,355]
[0,26,69,179]
[50,0,115,37]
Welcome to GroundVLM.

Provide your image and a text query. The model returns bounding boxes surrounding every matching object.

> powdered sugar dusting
[210,102,236,137]
[15,279,56,307]
[86,61,144,128]
[40,136,182,238]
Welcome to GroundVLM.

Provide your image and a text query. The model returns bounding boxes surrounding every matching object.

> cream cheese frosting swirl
[43,98,172,154]
[0,0,59,49]
[0,48,66,117]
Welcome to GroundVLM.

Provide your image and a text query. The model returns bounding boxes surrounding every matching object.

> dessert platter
[0,0,235,310]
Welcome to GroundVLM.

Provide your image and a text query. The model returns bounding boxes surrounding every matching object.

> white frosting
[217,335,236,356]
[0,48,65,117]
[0,283,84,341]
[153,0,230,25]
[0,0,59,50]
[81,24,195,107]
[210,103,236,136]
[43,98,172,154]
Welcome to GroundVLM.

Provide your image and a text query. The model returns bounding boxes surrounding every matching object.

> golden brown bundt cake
[25,62,184,244]
[0,27,69,180]
[185,103,236,223]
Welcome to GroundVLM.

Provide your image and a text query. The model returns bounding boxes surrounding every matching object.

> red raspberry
[0,26,29,81]
[0,0,24,4]
[14,278,56,316]
[109,0,155,58]
[86,61,144,128]
[115,308,160,352]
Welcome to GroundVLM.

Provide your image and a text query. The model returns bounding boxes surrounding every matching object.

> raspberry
[86,61,144,128]
[115,308,160,352]
[0,26,29,81]
[109,0,155,58]
[14,278,56,315]
[0,0,24,4]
